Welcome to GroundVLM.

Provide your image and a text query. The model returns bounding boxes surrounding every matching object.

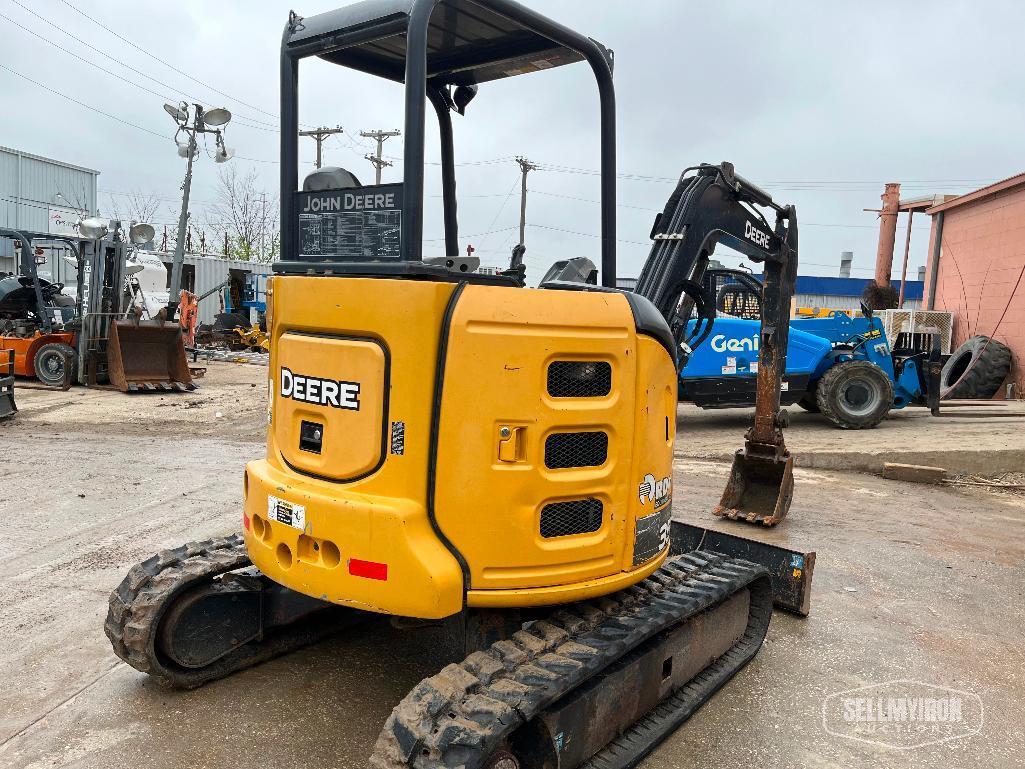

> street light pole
[162,101,233,322]
[168,127,197,322]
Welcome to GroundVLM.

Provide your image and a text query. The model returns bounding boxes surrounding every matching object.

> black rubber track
[941,335,1012,400]
[370,552,772,769]
[105,534,351,689]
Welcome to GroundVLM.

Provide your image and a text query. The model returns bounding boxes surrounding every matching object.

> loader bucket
[107,321,195,393]
[0,349,16,419]
[714,449,794,526]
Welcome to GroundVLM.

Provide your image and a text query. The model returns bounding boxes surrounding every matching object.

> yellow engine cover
[243,276,676,619]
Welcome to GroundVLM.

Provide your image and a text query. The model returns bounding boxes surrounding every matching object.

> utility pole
[299,125,345,169]
[361,129,401,184]
[516,157,538,246]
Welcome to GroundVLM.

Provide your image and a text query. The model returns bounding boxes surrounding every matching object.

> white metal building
[146,251,274,326]
[0,145,99,267]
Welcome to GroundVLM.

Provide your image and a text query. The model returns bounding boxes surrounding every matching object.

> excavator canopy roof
[285,0,599,85]
[280,0,618,284]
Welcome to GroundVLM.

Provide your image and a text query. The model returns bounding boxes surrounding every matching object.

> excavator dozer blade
[107,320,196,393]
[0,350,16,419]
[715,448,794,526]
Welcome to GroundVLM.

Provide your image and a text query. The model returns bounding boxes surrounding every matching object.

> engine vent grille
[540,498,603,538]
[544,431,608,469]
[547,361,612,398]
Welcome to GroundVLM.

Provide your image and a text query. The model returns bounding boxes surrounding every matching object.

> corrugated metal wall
[148,252,273,326]
[0,145,99,260]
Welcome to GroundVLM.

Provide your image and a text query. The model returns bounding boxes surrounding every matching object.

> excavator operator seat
[303,167,363,191]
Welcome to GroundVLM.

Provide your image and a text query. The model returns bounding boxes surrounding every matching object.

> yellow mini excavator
[106,3,811,767]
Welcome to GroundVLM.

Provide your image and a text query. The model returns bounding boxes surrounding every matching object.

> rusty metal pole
[897,210,914,307]
[874,182,900,286]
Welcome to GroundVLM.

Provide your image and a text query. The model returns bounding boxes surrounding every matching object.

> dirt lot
[1,363,1023,769]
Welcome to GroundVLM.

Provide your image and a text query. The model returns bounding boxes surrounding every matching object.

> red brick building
[924,174,1025,397]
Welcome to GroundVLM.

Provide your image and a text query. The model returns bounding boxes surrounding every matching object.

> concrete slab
[0,368,1023,768]
[676,401,1025,476]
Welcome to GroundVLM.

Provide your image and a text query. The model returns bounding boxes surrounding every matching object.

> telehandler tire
[815,359,893,429]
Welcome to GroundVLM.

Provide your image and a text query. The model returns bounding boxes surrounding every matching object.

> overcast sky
[3,0,1022,281]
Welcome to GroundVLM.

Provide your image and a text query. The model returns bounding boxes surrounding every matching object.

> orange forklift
[0,226,194,391]
[0,228,77,387]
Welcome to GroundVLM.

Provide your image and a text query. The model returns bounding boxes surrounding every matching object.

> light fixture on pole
[128,222,156,246]
[163,103,188,122]
[78,217,109,240]
[214,134,234,163]
[163,102,234,322]
[203,108,232,127]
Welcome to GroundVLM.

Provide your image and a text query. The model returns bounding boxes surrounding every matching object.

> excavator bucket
[716,448,794,526]
[0,349,16,419]
[107,320,195,392]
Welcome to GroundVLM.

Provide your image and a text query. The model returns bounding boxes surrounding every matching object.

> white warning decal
[268,495,306,531]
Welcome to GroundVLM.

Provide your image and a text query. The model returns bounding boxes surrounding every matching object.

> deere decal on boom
[105,4,813,768]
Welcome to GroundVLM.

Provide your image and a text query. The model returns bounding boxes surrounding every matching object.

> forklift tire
[815,359,893,429]
[33,342,76,388]
[940,335,1012,400]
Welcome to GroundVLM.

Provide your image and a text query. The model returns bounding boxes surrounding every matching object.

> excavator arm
[636,162,799,525]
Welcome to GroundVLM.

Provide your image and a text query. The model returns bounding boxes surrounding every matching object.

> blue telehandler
[631,164,942,430]
[679,277,942,429]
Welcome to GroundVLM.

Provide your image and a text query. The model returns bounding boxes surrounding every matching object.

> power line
[530,188,931,231]
[7,0,279,131]
[530,223,651,248]
[0,62,170,140]
[0,62,285,164]
[56,0,279,120]
[0,10,277,136]
[424,225,518,242]
[533,161,997,191]
[474,175,521,254]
